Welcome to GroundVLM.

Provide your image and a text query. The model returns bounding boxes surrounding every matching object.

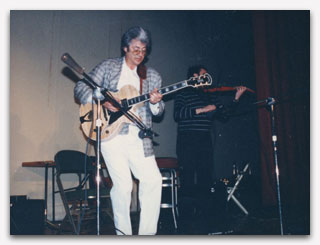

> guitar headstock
[186,73,213,88]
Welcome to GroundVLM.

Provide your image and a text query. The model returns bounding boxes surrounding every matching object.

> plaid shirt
[74,57,164,157]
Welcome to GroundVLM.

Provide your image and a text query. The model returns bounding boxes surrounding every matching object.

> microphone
[266,97,276,105]
[61,53,85,75]
[61,52,101,90]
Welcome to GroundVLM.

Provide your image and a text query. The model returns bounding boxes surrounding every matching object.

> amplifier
[10,196,45,235]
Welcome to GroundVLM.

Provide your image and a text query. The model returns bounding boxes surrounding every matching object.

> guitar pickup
[120,99,129,109]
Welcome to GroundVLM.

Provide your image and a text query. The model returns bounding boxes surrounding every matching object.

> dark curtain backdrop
[252,10,310,215]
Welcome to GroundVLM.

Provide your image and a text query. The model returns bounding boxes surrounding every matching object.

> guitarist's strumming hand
[149,88,163,104]
[103,98,121,112]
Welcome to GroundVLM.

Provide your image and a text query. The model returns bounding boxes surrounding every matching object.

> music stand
[226,163,250,215]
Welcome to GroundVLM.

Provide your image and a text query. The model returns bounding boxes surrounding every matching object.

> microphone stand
[61,53,157,234]
[61,53,105,235]
[95,93,102,235]
[254,97,284,235]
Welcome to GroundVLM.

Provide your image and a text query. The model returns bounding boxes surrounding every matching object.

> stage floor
[43,205,309,236]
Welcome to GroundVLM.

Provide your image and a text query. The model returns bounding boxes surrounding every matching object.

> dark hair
[187,65,208,78]
[121,26,152,56]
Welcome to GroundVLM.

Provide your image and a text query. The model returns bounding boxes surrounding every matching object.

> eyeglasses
[130,47,147,56]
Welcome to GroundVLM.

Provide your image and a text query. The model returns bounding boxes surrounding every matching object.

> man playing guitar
[74,26,164,235]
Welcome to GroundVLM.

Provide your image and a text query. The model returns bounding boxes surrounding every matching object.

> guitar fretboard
[126,80,189,106]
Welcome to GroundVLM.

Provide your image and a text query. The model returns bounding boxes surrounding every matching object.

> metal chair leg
[56,177,78,234]
[160,168,179,229]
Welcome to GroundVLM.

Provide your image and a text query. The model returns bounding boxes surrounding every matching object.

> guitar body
[79,85,142,141]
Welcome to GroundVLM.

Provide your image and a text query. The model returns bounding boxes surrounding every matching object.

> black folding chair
[54,150,111,234]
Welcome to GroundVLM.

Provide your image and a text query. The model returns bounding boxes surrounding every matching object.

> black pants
[177,131,214,198]
[177,131,227,232]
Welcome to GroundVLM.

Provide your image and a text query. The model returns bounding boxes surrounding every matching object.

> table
[22,160,137,223]
[22,161,56,223]
[21,159,109,223]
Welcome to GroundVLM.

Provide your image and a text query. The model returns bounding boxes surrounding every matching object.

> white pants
[100,126,162,235]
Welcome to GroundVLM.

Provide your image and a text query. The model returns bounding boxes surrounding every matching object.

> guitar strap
[138,64,147,95]
[140,77,143,95]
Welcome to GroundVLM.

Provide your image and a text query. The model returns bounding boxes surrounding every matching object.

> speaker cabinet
[10,196,45,235]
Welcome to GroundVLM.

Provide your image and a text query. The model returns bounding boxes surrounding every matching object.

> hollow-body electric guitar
[79,73,213,141]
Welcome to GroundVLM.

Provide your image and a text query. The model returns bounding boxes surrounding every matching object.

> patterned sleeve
[74,60,108,104]
[147,68,165,116]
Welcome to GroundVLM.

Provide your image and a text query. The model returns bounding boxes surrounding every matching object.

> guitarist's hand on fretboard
[149,88,163,104]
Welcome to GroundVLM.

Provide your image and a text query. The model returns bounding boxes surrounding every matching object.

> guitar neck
[126,80,189,106]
